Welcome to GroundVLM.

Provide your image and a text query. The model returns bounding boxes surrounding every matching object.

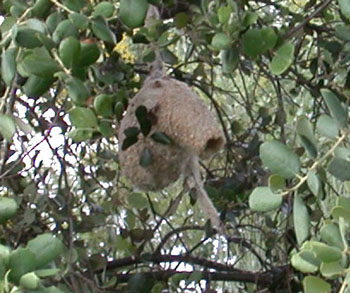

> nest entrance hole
[203,137,226,158]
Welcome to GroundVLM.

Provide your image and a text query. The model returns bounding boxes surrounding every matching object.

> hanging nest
[118,76,226,191]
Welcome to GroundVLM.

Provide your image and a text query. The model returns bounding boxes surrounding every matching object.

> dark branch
[109,267,291,288]
[99,254,291,288]
[282,0,334,40]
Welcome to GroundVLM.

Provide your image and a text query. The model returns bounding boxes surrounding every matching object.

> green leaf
[46,12,63,33]
[320,222,344,250]
[23,75,55,98]
[320,261,344,278]
[151,282,167,293]
[1,48,17,85]
[338,0,350,19]
[65,76,90,106]
[302,241,342,263]
[122,136,138,151]
[21,54,60,77]
[260,140,301,179]
[62,0,85,12]
[242,11,259,27]
[331,206,350,222]
[161,49,178,65]
[32,0,53,19]
[128,193,149,209]
[115,101,124,121]
[174,12,189,29]
[268,174,285,192]
[8,248,37,282]
[25,19,46,33]
[0,197,18,223]
[35,268,60,278]
[291,250,320,273]
[36,33,56,50]
[316,115,340,139]
[337,196,350,210]
[124,127,140,138]
[76,42,100,66]
[303,276,331,293]
[68,129,93,142]
[69,107,97,128]
[321,89,347,128]
[0,244,11,267]
[328,157,350,181]
[217,6,231,24]
[52,19,79,43]
[94,94,115,117]
[46,286,66,293]
[211,32,232,50]
[296,116,317,157]
[59,36,81,69]
[150,132,173,145]
[299,135,317,158]
[19,272,40,290]
[307,170,321,197]
[269,42,295,75]
[293,195,310,245]
[335,147,350,160]
[259,27,278,47]
[119,0,149,28]
[14,28,42,48]
[98,121,114,138]
[93,2,115,18]
[249,186,283,212]
[243,28,277,58]
[69,13,89,30]
[185,271,203,286]
[27,233,64,269]
[91,16,116,44]
[135,106,151,136]
[139,148,152,167]
[221,47,239,74]
[335,25,350,41]
[0,114,16,142]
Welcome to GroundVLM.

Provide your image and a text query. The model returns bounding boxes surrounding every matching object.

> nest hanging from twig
[118,75,226,191]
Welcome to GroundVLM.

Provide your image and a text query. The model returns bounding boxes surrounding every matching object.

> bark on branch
[100,254,291,288]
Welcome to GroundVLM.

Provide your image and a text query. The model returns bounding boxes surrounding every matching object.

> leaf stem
[282,133,347,196]
[49,0,76,14]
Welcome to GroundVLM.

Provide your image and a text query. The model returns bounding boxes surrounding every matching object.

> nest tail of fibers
[118,76,226,191]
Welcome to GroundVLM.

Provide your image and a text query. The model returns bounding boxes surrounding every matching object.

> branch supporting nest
[146,5,165,79]
[186,155,226,234]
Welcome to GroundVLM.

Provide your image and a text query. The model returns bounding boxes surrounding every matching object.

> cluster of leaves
[2,0,350,292]
[249,89,350,291]
[0,233,64,292]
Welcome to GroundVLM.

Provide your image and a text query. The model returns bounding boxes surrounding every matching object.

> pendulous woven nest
[118,76,226,191]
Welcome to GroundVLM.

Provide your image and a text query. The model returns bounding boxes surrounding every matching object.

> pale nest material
[118,76,226,191]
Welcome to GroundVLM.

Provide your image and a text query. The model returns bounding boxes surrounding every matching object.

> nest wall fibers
[118,76,226,191]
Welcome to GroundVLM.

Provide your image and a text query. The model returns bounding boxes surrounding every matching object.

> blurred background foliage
[1,0,350,292]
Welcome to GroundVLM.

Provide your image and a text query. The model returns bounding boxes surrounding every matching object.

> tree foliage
[1,0,350,292]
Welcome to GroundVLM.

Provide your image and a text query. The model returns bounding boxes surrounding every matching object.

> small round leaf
[260,140,301,179]
[269,42,295,75]
[69,107,98,128]
[249,186,283,212]
[0,115,16,143]
[303,276,331,293]
[0,197,18,223]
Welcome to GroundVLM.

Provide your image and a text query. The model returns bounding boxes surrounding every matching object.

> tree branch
[282,0,334,40]
[108,267,291,288]
[100,254,291,287]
